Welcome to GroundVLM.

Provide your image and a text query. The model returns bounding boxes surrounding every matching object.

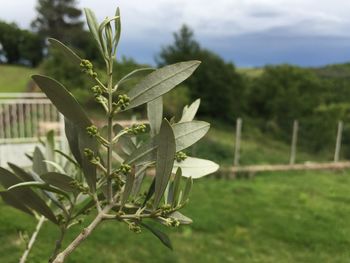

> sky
[1,0,350,67]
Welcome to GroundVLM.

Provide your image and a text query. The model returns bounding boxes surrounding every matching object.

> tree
[0,21,44,66]
[31,0,84,44]
[158,25,246,121]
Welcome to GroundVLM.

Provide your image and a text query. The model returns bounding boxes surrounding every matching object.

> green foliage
[0,6,218,263]
[157,25,246,121]
[0,21,44,66]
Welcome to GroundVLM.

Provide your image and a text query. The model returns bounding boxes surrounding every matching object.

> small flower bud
[175,151,187,162]
[86,125,99,137]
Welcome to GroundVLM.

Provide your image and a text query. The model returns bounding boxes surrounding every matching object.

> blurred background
[1,0,350,262]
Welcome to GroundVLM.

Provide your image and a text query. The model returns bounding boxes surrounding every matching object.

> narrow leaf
[33,147,48,175]
[84,8,104,56]
[126,121,209,165]
[173,157,219,178]
[179,99,200,123]
[0,168,58,224]
[31,75,91,129]
[126,61,201,109]
[147,96,163,137]
[118,68,155,87]
[48,38,82,65]
[153,120,176,209]
[169,211,193,225]
[40,172,76,193]
[0,191,34,216]
[141,223,173,250]
[64,118,82,166]
[182,177,193,203]
[8,182,70,201]
[171,168,182,208]
[120,173,134,209]
[8,163,33,181]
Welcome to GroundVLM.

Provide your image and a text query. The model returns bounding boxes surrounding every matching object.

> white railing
[0,93,66,167]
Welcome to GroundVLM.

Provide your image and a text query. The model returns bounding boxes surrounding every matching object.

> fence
[0,93,65,167]
[231,118,349,175]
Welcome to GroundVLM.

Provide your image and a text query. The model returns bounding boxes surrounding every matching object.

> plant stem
[19,216,46,263]
[51,204,114,263]
[48,227,66,263]
[106,58,114,204]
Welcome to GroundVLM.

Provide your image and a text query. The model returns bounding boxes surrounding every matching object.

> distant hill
[311,63,350,79]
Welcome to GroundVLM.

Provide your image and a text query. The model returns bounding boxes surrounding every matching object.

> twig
[19,216,46,263]
[52,204,114,263]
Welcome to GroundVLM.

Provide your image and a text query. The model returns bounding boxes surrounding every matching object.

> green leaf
[126,61,201,109]
[31,75,91,129]
[131,165,146,196]
[46,130,55,163]
[43,160,65,174]
[64,118,83,166]
[8,163,33,181]
[172,121,210,152]
[169,211,193,225]
[0,167,58,224]
[153,119,176,209]
[0,191,34,216]
[55,150,79,168]
[118,68,155,87]
[179,99,200,123]
[40,172,76,193]
[33,147,48,175]
[173,157,219,178]
[147,96,163,137]
[182,177,193,203]
[126,121,209,165]
[141,223,173,250]
[8,182,70,202]
[78,128,98,192]
[120,172,134,209]
[84,8,104,57]
[48,38,82,65]
[171,168,182,208]
[142,178,155,207]
[114,7,121,50]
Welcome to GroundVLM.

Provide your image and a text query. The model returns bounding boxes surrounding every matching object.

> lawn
[0,65,38,92]
[1,170,350,262]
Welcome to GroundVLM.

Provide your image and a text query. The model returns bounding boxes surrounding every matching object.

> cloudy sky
[2,0,350,67]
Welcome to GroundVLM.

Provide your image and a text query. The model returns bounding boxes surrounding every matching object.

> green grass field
[0,65,38,92]
[1,171,350,263]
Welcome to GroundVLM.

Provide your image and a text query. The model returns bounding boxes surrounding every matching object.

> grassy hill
[0,64,38,92]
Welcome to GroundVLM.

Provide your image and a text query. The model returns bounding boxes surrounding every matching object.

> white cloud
[1,0,350,38]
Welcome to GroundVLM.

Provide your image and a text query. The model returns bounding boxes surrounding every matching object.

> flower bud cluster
[113,94,130,111]
[70,180,89,194]
[175,151,187,162]
[86,125,99,137]
[125,124,146,135]
[128,222,141,233]
[83,148,100,164]
[116,163,131,175]
[80,59,97,78]
[163,217,180,227]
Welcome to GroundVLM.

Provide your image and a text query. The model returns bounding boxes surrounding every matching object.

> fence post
[234,118,242,166]
[289,120,298,165]
[334,121,343,162]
